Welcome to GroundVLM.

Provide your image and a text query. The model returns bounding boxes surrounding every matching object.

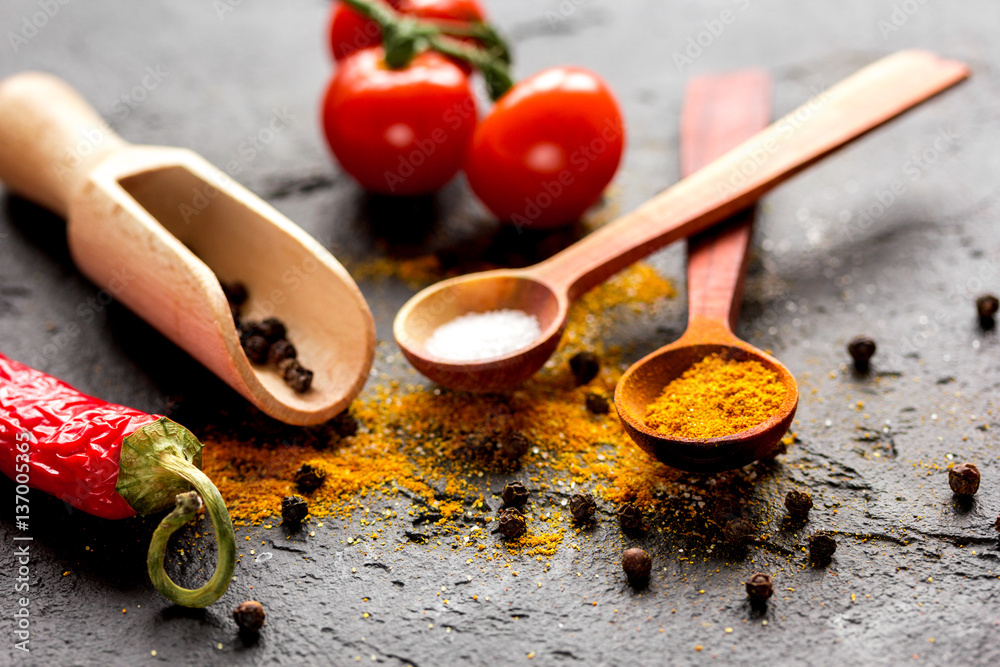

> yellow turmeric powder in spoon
[644,353,786,439]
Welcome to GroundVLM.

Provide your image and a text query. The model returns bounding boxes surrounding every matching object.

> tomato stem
[340,0,514,99]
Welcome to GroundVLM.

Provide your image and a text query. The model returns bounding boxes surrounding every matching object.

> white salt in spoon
[395,50,968,392]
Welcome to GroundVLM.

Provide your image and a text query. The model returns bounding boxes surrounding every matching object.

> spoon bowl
[394,270,567,391]
[395,51,969,392]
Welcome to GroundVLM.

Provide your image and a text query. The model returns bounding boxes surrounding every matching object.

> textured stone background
[1,1,999,665]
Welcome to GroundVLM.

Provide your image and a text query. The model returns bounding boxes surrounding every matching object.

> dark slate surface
[2,1,999,665]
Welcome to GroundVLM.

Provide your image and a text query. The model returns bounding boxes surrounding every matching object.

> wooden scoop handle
[531,50,968,300]
[682,70,771,332]
[0,72,126,217]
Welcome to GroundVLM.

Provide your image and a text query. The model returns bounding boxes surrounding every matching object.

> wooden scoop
[394,50,968,392]
[615,70,796,473]
[0,72,375,426]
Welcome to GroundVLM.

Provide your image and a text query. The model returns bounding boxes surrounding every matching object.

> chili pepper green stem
[428,34,514,99]
[146,459,236,608]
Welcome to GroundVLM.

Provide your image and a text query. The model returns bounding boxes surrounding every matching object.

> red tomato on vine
[321,47,478,195]
[464,67,626,228]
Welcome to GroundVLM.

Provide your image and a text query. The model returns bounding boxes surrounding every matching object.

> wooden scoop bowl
[0,72,375,425]
[394,50,968,392]
[615,70,797,473]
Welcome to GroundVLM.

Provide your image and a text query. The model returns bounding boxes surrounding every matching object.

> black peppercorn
[280,359,314,393]
[616,503,643,533]
[281,495,309,525]
[569,351,601,385]
[259,317,287,343]
[784,490,813,519]
[222,282,248,307]
[723,518,753,546]
[569,493,597,523]
[242,335,270,364]
[976,294,999,330]
[745,572,773,602]
[621,548,652,586]
[501,481,530,507]
[233,600,266,632]
[585,392,610,415]
[267,339,297,366]
[498,507,526,539]
[332,410,359,438]
[847,335,876,373]
[294,463,326,494]
[994,514,1000,533]
[499,432,530,462]
[229,303,242,326]
[808,531,837,563]
[949,462,980,496]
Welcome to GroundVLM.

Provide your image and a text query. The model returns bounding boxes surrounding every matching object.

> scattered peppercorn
[258,317,287,343]
[808,531,837,563]
[784,490,813,519]
[949,462,980,496]
[569,351,601,385]
[222,282,248,307]
[331,410,359,438]
[616,503,643,533]
[994,514,1000,533]
[621,547,652,586]
[585,392,610,415]
[232,600,266,632]
[294,463,326,494]
[281,495,309,525]
[745,572,773,603]
[267,339,297,366]
[723,518,753,546]
[497,507,526,539]
[242,335,270,364]
[847,335,876,373]
[569,493,597,523]
[229,304,242,326]
[498,432,530,462]
[501,481,529,507]
[976,294,999,330]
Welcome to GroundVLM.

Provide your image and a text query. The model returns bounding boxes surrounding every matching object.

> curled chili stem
[146,457,236,608]
[340,0,515,99]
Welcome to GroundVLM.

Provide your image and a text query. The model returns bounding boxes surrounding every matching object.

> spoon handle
[530,49,968,300]
[682,70,771,333]
[0,72,127,218]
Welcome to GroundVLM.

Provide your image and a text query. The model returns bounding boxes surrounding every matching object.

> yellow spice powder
[644,353,786,439]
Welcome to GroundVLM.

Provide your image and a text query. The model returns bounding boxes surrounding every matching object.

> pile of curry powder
[199,262,772,560]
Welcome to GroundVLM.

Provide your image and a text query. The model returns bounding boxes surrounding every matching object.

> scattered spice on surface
[622,548,652,586]
[501,481,529,508]
[976,294,999,329]
[233,601,266,632]
[644,353,785,439]
[281,495,309,526]
[295,464,327,495]
[569,494,597,523]
[616,503,644,533]
[949,462,980,496]
[569,351,601,386]
[745,572,773,603]
[498,507,526,539]
[808,531,837,564]
[424,309,541,362]
[585,392,610,415]
[847,335,877,373]
[784,490,813,519]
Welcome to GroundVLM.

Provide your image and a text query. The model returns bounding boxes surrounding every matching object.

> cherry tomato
[464,67,626,229]
[328,0,487,61]
[321,47,478,195]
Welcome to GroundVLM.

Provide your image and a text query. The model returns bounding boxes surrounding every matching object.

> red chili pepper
[0,353,235,608]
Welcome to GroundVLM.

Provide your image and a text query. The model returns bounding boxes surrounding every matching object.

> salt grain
[424,310,541,361]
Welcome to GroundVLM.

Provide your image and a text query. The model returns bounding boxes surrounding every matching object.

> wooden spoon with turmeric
[615,70,795,472]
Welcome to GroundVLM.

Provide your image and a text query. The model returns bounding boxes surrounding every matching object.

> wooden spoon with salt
[0,72,375,425]
[614,69,795,473]
[395,50,967,392]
